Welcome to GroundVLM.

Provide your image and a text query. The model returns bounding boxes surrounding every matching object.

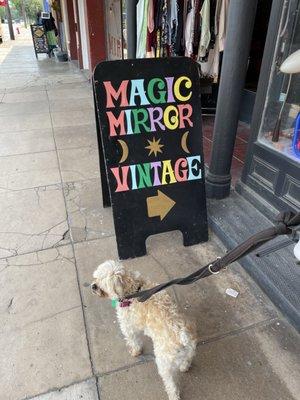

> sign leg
[182,227,209,247]
[116,236,147,260]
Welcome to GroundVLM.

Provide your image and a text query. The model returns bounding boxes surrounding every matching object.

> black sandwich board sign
[93,57,208,259]
[30,24,50,58]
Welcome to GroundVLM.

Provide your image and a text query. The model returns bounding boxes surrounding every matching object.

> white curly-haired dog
[91,260,197,400]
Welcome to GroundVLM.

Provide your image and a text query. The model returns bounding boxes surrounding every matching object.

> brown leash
[124,211,300,303]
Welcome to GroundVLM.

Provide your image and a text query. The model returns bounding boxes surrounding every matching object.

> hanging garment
[175,0,184,55]
[146,0,155,57]
[160,0,170,56]
[192,0,201,50]
[209,0,217,47]
[168,0,178,55]
[154,0,164,56]
[148,0,155,33]
[185,0,196,57]
[216,0,229,51]
[46,30,57,49]
[199,0,229,81]
[198,0,211,59]
[136,0,149,58]
[42,13,58,35]
[156,29,161,57]
[214,0,222,35]
[155,0,164,29]
[199,37,220,82]
[42,13,58,51]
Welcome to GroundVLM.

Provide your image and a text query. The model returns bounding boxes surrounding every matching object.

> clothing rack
[134,0,230,114]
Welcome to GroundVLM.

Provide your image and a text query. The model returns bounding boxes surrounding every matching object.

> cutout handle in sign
[93,58,208,259]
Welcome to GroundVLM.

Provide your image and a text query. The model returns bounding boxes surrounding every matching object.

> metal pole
[126,0,136,59]
[206,0,258,199]
[6,1,15,40]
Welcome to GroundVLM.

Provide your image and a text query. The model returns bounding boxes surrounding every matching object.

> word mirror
[93,58,208,259]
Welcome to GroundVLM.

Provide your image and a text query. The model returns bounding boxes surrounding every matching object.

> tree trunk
[6,1,15,40]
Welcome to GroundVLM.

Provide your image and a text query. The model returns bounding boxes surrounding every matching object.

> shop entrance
[203,0,273,186]
[104,0,273,186]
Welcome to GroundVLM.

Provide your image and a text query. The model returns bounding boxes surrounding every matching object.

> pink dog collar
[119,299,132,308]
[111,299,132,308]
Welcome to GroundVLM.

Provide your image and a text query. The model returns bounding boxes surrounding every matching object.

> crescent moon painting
[117,139,129,163]
[181,131,191,154]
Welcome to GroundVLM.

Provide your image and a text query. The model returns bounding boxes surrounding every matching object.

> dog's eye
[91,283,98,290]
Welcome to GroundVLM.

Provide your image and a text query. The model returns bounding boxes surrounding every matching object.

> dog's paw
[129,347,143,357]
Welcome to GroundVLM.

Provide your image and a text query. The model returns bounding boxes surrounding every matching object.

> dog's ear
[112,273,124,298]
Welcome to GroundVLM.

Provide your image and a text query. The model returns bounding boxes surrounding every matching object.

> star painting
[145,137,164,157]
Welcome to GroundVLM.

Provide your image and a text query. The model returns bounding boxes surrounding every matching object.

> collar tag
[111,299,118,309]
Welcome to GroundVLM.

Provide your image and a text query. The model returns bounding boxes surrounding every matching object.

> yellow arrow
[146,190,176,221]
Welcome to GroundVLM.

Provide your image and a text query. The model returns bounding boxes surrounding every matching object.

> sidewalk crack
[7,297,14,313]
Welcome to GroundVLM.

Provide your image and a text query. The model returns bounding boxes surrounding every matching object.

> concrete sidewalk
[0,31,299,400]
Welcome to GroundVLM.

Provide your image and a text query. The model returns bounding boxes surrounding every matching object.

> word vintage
[111,156,202,192]
[94,58,208,259]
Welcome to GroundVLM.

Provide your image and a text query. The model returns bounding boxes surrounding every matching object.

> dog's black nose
[91,283,97,290]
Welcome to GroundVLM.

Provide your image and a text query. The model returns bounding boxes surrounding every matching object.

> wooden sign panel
[30,25,49,58]
[94,58,208,259]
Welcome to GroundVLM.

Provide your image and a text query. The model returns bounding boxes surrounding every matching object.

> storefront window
[258,0,300,163]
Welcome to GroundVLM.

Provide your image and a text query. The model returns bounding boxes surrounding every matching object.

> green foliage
[0,7,6,20]
[11,0,43,22]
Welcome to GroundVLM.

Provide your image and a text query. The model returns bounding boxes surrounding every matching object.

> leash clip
[208,263,220,275]
[208,256,222,275]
